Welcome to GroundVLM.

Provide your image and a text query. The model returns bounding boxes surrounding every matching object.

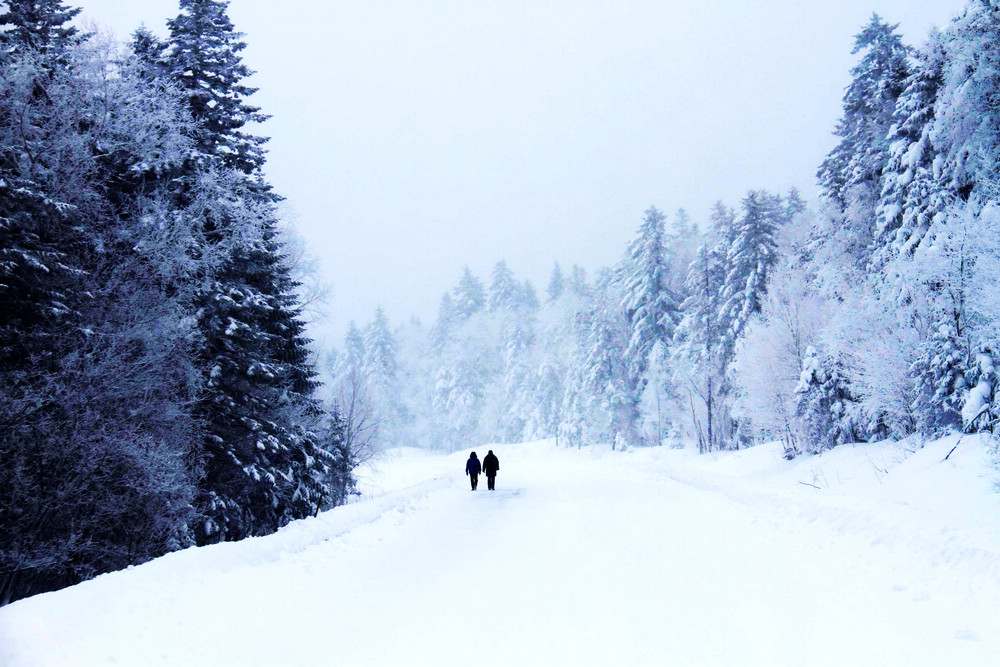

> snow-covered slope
[2,436,999,666]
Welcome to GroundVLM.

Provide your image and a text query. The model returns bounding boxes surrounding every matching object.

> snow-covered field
[2,435,1000,666]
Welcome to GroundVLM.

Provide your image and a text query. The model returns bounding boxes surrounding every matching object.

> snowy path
[2,439,1000,665]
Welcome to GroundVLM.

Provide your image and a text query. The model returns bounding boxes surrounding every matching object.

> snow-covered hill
[2,436,999,666]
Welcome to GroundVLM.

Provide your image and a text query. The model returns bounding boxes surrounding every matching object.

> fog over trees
[332,7,1000,460]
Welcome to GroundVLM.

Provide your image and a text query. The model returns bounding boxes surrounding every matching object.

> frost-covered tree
[667,207,699,297]
[0,0,82,65]
[364,307,397,394]
[719,191,785,360]
[932,1,1000,210]
[962,346,998,433]
[452,266,486,321]
[547,262,566,302]
[619,206,678,396]
[911,323,970,435]
[673,241,726,452]
[638,340,672,446]
[793,347,861,456]
[191,190,329,543]
[132,0,334,543]
[873,31,949,266]
[363,306,402,445]
[0,30,202,604]
[731,252,826,450]
[818,14,910,265]
[498,320,534,441]
[582,270,637,446]
[488,260,520,312]
[429,292,455,354]
[164,0,269,176]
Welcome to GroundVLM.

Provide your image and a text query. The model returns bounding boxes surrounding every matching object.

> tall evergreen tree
[873,31,949,266]
[619,206,677,393]
[192,194,328,542]
[673,242,726,453]
[582,271,636,445]
[0,0,81,64]
[817,14,910,265]
[794,347,862,455]
[429,292,454,354]
[152,0,331,542]
[364,306,397,395]
[932,0,1000,208]
[342,321,366,372]
[546,262,566,302]
[719,191,786,359]
[165,0,269,176]
[0,17,208,603]
[452,266,485,320]
[488,260,520,312]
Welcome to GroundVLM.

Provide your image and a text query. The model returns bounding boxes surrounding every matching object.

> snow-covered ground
[2,435,1000,666]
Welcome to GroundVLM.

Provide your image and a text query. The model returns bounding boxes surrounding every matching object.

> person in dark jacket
[465,451,481,490]
[482,450,500,490]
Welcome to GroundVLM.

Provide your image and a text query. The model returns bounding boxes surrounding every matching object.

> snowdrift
[1,435,998,666]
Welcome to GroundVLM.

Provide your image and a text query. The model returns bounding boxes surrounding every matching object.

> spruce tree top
[0,0,82,61]
[166,0,269,176]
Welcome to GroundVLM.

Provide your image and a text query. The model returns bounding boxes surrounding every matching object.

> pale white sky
[73,0,966,348]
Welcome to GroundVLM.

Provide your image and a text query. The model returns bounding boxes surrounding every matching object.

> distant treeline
[333,6,1000,460]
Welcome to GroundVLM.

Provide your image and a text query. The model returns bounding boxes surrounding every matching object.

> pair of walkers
[465,450,499,491]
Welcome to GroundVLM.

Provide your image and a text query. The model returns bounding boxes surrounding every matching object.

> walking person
[465,451,481,490]
[482,449,500,491]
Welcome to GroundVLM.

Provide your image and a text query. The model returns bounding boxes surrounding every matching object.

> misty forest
[3,0,1000,611]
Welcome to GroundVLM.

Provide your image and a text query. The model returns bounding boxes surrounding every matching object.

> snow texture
[2,436,999,666]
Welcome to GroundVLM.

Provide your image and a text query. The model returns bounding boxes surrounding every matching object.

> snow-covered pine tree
[452,266,486,321]
[342,321,366,373]
[364,307,397,396]
[667,207,699,298]
[638,340,672,446]
[925,0,1000,222]
[316,410,356,509]
[672,241,726,453]
[719,191,785,360]
[0,0,81,66]
[793,347,861,456]
[154,0,331,542]
[499,320,533,441]
[488,260,520,312]
[165,0,269,176]
[363,306,401,445]
[582,270,637,446]
[429,292,455,354]
[785,188,807,219]
[520,279,540,313]
[962,346,998,433]
[547,262,566,302]
[910,322,969,435]
[817,14,910,266]
[872,31,949,266]
[192,192,329,542]
[619,206,677,404]
[569,264,590,299]
[0,23,203,603]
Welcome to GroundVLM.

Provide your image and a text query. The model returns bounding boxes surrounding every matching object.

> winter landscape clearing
[2,436,1000,666]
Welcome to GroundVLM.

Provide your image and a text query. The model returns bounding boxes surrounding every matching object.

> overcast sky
[72,0,966,348]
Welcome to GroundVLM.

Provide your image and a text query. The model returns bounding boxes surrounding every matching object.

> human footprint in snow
[465,451,481,490]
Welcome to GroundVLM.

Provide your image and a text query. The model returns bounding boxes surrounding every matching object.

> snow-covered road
[2,438,999,665]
